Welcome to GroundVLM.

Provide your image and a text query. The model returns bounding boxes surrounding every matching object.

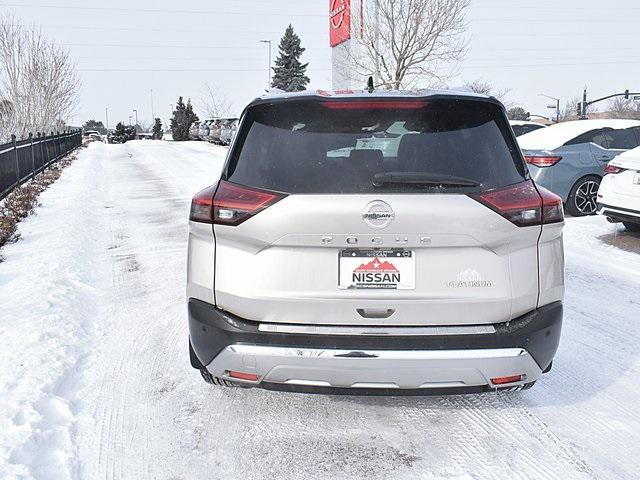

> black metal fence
[0,130,82,201]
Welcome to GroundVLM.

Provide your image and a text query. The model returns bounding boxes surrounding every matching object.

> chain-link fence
[0,130,82,201]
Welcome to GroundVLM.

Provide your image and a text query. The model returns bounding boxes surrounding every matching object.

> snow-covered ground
[1,141,639,480]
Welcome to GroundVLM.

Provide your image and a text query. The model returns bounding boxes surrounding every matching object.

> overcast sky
[2,0,639,127]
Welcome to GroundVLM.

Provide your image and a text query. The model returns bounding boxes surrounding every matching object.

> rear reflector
[228,371,259,382]
[524,155,562,168]
[190,181,286,226]
[604,163,626,174]
[491,374,524,385]
[538,186,564,224]
[471,181,563,227]
[321,101,430,110]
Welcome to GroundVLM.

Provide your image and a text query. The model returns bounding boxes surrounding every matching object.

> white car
[187,90,565,394]
[598,146,640,232]
[509,120,547,137]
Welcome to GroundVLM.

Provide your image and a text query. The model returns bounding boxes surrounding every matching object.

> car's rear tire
[566,175,601,217]
[623,222,640,233]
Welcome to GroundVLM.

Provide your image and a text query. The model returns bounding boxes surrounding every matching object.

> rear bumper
[188,300,563,393]
[598,202,640,223]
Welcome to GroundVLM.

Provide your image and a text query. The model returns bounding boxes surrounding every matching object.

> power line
[472,46,640,53]
[464,60,640,69]
[59,42,326,50]
[471,32,640,38]
[75,56,330,61]
[34,24,326,36]
[78,68,332,72]
[0,3,325,17]
[474,5,640,11]
[475,18,640,23]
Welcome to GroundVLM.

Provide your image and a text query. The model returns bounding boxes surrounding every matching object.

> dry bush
[0,152,77,259]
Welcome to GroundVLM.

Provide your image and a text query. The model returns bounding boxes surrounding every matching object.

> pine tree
[271,24,310,92]
[110,121,127,144]
[170,96,198,141]
[152,118,164,140]
[82,119,107,134]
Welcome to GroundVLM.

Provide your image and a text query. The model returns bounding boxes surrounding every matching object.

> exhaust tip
[606,216,620,224]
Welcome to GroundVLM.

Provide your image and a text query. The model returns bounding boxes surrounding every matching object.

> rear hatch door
[213,96,541,326]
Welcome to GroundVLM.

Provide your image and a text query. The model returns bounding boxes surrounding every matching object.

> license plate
[634,172,640,185]
[338,249,415,290]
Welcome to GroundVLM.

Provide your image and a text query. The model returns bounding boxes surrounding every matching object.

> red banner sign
[330,0,351,47]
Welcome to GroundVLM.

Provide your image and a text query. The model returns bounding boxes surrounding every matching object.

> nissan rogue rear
[187,90,565,394]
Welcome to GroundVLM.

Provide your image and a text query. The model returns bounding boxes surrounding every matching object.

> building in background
[330,0,364,90]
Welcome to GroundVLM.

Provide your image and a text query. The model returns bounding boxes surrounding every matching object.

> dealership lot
[1,141,639,479]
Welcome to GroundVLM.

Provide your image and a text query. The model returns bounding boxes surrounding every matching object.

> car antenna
[367,76,375,93]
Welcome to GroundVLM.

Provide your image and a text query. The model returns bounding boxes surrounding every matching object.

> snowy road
[1,141,639,480]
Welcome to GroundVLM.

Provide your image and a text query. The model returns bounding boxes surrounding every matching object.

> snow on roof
[518,119,640,151]
[610,145,640,170]
[253,88,491,103]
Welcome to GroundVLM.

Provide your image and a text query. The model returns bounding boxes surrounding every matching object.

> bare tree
[559,96,588,121]
[198,83,233,119]
[340,0,470,89]
[607,96,640,119]
[463,79,511,103]
[0,15,80,142]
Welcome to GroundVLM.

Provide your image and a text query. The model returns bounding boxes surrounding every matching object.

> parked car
[597,146,640,232]
[519,119,640,216]
[220,118,238,145]
[82,130,102,142]
[187,90,565,394]
[199,120,212,141]
[208,119,224,144]
[189,121,201,140]
[509,120,547,137]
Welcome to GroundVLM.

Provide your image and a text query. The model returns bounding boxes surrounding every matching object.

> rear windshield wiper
[372,172,480,188]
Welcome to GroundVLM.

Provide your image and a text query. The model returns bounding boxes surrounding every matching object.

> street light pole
[539,93,560,123]
[133,109,138,127]
[150,89,155,120]
[105,107,109,130]
[259,40,272,91]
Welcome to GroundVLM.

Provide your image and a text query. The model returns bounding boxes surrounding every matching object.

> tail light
[524,155,562,168]
[471,180,563,227]
[604,163,626,174]
[190,181,286,226]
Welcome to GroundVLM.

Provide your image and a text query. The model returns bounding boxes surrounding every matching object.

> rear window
[512,124,544,137]
[226,99,527,194]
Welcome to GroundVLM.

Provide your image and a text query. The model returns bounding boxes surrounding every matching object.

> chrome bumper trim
[206,345,541,390]
[257,323,496,336]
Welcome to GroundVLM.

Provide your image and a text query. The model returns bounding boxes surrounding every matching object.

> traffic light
[577,102,582,116]
[625,89,630,99]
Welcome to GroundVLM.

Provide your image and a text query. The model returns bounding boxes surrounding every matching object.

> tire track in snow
[75,142,218,480]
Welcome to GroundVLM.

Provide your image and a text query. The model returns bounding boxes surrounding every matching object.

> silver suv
[187,90,565,394]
